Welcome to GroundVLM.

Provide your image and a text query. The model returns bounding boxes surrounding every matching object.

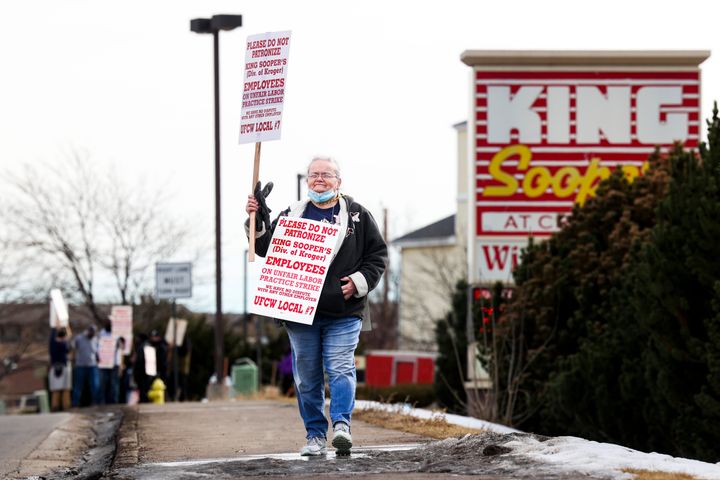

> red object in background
[364,350,437,387]
[395,362,414,384]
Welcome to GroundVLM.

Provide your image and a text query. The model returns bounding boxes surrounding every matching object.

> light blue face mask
[308,189,337,203]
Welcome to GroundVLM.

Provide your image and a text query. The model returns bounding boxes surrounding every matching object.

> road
[0,412,70,478]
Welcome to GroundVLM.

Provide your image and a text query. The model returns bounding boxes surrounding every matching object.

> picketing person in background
[115,337,126,403]
[278,346,295,397]
[245,156,387,456]
[98,320,124,404]
[149,329,168,386]
[133,333,150,403]
[119,339,133,404]
[176,335,192,402]
[72,325,100,406]
[49,325,72,411]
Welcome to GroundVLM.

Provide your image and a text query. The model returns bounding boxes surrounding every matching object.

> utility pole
[190,14,243,384]
[243,249,248,345]
[382,207,394,348]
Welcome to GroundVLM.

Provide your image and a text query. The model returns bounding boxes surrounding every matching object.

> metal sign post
[156,262,193,401]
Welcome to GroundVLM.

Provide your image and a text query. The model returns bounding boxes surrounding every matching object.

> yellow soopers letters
[482,145,649,206]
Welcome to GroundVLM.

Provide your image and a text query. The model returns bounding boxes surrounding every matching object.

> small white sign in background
[144,346,157,377]
[156,262,193,299]
[238,30,291,144]
[98,337,117,369]
[49,289,69,327]
[165,318,188,347]
[248,217,339,325]
[110,305,133,355]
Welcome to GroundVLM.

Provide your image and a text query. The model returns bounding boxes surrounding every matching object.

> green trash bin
[231,358,258,396]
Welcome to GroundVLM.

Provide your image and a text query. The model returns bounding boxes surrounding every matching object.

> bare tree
[2,152,103,318]
[478,287,557,427]
[398,246,466,350]
[1,151,191,319]
[100,170,189,305]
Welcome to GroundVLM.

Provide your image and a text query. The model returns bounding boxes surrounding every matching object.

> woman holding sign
[246,156,387,456]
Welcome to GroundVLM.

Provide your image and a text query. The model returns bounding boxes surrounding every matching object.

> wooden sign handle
[248,142,262,262]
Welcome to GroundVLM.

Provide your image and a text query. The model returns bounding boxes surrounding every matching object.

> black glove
[254,181,273,232]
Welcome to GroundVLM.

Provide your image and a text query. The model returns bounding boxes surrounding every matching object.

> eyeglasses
[307,172,338,180]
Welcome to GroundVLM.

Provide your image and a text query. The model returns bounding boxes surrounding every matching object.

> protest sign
[239,30,291,144]
[144,346,157,377]
[164,318,188,347]
[248,217,339,325]
[98,336,117,369]
[49,289,69,327]
[110,305,133,355]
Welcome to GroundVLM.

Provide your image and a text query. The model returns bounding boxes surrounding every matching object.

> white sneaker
[332,422,352,455]
[300,436,327,456]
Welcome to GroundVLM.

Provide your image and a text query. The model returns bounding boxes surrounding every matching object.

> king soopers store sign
[462,50,709,284]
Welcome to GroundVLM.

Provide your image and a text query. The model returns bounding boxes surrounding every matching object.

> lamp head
[190,18,212,34]
[210,14,243,31]
[190,15,242,33]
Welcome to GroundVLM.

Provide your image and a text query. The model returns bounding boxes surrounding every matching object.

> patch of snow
[504,435,720,480]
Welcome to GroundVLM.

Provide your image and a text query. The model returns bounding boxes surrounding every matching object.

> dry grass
[352,406,485,439]
[253,389,481,438]
[623,469,697,480]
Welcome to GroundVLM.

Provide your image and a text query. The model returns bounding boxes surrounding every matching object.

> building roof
[393,215,455,248]
[460,50,711,67]
[0,302,101,328]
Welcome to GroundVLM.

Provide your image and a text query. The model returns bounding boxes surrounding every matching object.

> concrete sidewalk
[114,399,430,468]
[109,401,528,480]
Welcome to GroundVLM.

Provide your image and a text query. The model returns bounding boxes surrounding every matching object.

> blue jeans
[285,315,362,440]
[72,366,100,406]
[99,367,119,404]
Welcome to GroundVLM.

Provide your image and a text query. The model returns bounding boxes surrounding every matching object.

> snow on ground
[355,400,720,480]
[505,435,720,480]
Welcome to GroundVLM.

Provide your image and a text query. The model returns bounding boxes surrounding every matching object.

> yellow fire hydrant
[148,378,166,404]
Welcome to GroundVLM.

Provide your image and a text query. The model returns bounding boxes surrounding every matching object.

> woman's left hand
[340,276,357,300]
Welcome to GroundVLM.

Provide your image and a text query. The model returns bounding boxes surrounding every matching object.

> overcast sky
[1,0,719,312]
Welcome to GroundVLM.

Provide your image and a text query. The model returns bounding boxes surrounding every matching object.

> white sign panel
[156,262,193,299]
[144,345,157,377]
[248,217,339,325]
[481,212,568,234]
[475,237,529,283]
[49,289,69,327]
[165,318,188,347]
[110,305,133,355]
[238,30,291,144]
[98,336,117,369]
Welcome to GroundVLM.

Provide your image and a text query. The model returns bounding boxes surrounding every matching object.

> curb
[112,406,139,469]
[46,408,124,480]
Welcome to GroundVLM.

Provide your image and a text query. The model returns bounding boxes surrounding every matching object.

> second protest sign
[248,217,339,325]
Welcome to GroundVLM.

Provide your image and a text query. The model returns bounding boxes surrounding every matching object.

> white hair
[307,156,341,178]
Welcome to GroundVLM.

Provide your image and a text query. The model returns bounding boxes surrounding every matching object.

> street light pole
[212,28,223,385]
[190,14,243,383]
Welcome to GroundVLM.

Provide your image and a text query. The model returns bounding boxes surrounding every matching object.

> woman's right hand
[246,194,259,215]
